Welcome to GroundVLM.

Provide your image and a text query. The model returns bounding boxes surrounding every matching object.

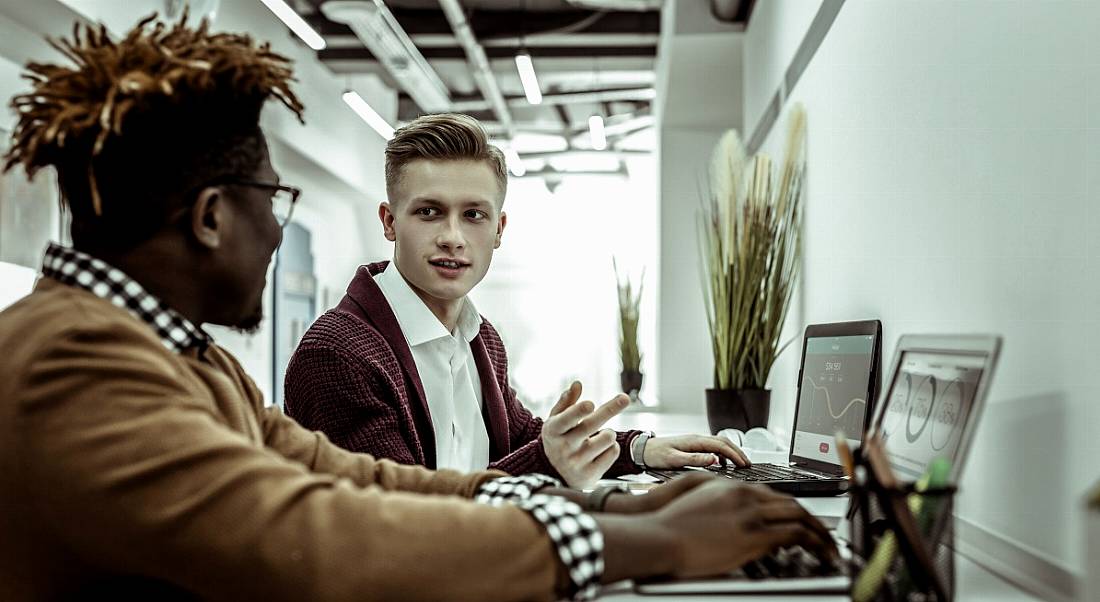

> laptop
[635,334,1003,595]
[648,320,883,496]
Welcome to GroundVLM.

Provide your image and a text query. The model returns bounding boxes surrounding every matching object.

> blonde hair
[384,113,507,203]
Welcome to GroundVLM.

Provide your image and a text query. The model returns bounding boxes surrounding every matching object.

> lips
[428,257,470,279]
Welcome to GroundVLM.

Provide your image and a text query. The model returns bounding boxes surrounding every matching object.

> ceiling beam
[304,9,659,38]
[318,45,656,61]
[323,32,659,49]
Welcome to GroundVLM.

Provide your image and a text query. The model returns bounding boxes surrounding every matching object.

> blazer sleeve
[283,336,423,467]
[15,325,567,602]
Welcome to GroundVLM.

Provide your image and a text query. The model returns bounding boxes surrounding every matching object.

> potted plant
[613,259,644,404]
[698,105,806,434]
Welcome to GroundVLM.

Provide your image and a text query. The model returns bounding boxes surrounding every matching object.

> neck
[421,296,463,333]
[391,262,463,332]
[92,240,207,326]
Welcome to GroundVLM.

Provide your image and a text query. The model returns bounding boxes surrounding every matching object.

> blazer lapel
[470,335,511,459]
[338,263,437,468]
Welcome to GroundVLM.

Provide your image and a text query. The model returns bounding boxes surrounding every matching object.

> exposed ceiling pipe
[322,1,451,112]
[512,87,655,107]
[449,87,655,112]
[437,0,515,137]
[564,0,663,10]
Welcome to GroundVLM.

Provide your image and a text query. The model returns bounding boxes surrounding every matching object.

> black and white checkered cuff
[475,473,561,504]
[515,493,604,600]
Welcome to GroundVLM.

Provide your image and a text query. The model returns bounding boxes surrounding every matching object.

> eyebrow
[409,197,494,211]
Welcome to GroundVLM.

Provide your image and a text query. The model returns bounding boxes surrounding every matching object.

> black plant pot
[621,370,643,403]
[705,388,770,434]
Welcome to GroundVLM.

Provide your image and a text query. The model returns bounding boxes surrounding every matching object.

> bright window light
[514,53,543,105]
[588,115,607,151]
[342,91,394,140]
[260,0,327,51]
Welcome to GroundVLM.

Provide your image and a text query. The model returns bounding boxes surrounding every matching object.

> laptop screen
[791,334,876,467]
[876,350,986,480]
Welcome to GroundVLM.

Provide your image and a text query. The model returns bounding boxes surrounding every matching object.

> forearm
[595,514,679,583]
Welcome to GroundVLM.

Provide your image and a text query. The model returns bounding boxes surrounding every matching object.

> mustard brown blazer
[0,278,568,601]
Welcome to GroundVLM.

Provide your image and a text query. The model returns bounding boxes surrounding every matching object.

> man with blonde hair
[284,113,749,488]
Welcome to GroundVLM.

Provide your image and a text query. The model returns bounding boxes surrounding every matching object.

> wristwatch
[585,482,630,512]
[630,431,655,470]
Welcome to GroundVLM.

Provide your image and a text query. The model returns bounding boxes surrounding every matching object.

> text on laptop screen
[878,351,986,480]
[792,335,875,466]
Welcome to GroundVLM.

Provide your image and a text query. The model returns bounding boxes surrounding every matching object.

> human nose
[436,215,466,250]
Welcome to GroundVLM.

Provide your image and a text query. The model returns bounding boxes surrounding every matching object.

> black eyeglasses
[220,179,302,228]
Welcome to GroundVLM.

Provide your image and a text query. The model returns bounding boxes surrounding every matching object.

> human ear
[379,202,397,242]
[494,211,507,249]
[190,187,225,250]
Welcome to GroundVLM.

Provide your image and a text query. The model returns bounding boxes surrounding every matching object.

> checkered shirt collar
[41,243,212,354]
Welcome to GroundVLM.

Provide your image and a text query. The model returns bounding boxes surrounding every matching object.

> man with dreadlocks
[0,15,836,601]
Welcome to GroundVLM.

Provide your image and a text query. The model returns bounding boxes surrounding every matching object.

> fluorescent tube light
[342,91,394,140]
[502,146,526,177]
[514,53,542,105]
[261,0,327,50]
[588,115,607,151]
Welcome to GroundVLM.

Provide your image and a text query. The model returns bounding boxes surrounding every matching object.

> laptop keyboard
[705,463,818,482]
[742,546,845,580]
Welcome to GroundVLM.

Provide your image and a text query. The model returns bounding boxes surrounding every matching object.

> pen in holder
[848,447,957,602]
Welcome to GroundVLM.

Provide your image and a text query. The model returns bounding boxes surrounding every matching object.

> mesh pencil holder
[848,481,957,602]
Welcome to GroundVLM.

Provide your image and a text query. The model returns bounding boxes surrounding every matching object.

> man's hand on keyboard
[651,480,838,579]
[643,434,751,469]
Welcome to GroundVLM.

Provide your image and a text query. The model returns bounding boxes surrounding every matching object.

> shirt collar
[40,243,212,354]
[375,261,482,347]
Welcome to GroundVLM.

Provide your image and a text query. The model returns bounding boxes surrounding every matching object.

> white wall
[654,0,745,414]
[741,0,1099,595]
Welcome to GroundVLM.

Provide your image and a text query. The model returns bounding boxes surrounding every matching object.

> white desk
[598,411,1042,602]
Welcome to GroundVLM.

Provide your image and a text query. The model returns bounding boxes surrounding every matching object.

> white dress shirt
[374,263,490,472]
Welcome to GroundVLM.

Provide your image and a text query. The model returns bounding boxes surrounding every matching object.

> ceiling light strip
[588,115,607,151]
[260,0,327,50]
[514,53,543,105]
[342,91,394,140]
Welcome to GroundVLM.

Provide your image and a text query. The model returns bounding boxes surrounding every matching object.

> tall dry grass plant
[613,258,643,374]
[699,105,806,390]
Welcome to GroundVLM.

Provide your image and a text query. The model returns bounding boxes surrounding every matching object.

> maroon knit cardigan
[283,261,642,478]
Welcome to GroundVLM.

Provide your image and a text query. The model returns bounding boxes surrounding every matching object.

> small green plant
[613,258,643,374]
[699,105,806,390]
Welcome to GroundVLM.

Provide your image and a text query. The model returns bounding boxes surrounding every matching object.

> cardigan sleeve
[15,324,567,601]
[283,332,424,467]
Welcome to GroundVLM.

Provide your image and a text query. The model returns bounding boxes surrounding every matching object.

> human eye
[465,209,487,221]
[414,206,441,217]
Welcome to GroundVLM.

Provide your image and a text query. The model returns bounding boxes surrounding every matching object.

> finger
[751,500,835,548]
[671,451,721,467]
[761,523,835,560]
[546,400,596,436]
[586,442,621,485]
[548,381,582,417]
[571,394,630,435]
[574,429,619,464]
[703,435,752,467]
[673,435,751,467]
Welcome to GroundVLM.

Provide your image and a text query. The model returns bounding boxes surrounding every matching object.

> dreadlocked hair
[1,12,306,252]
